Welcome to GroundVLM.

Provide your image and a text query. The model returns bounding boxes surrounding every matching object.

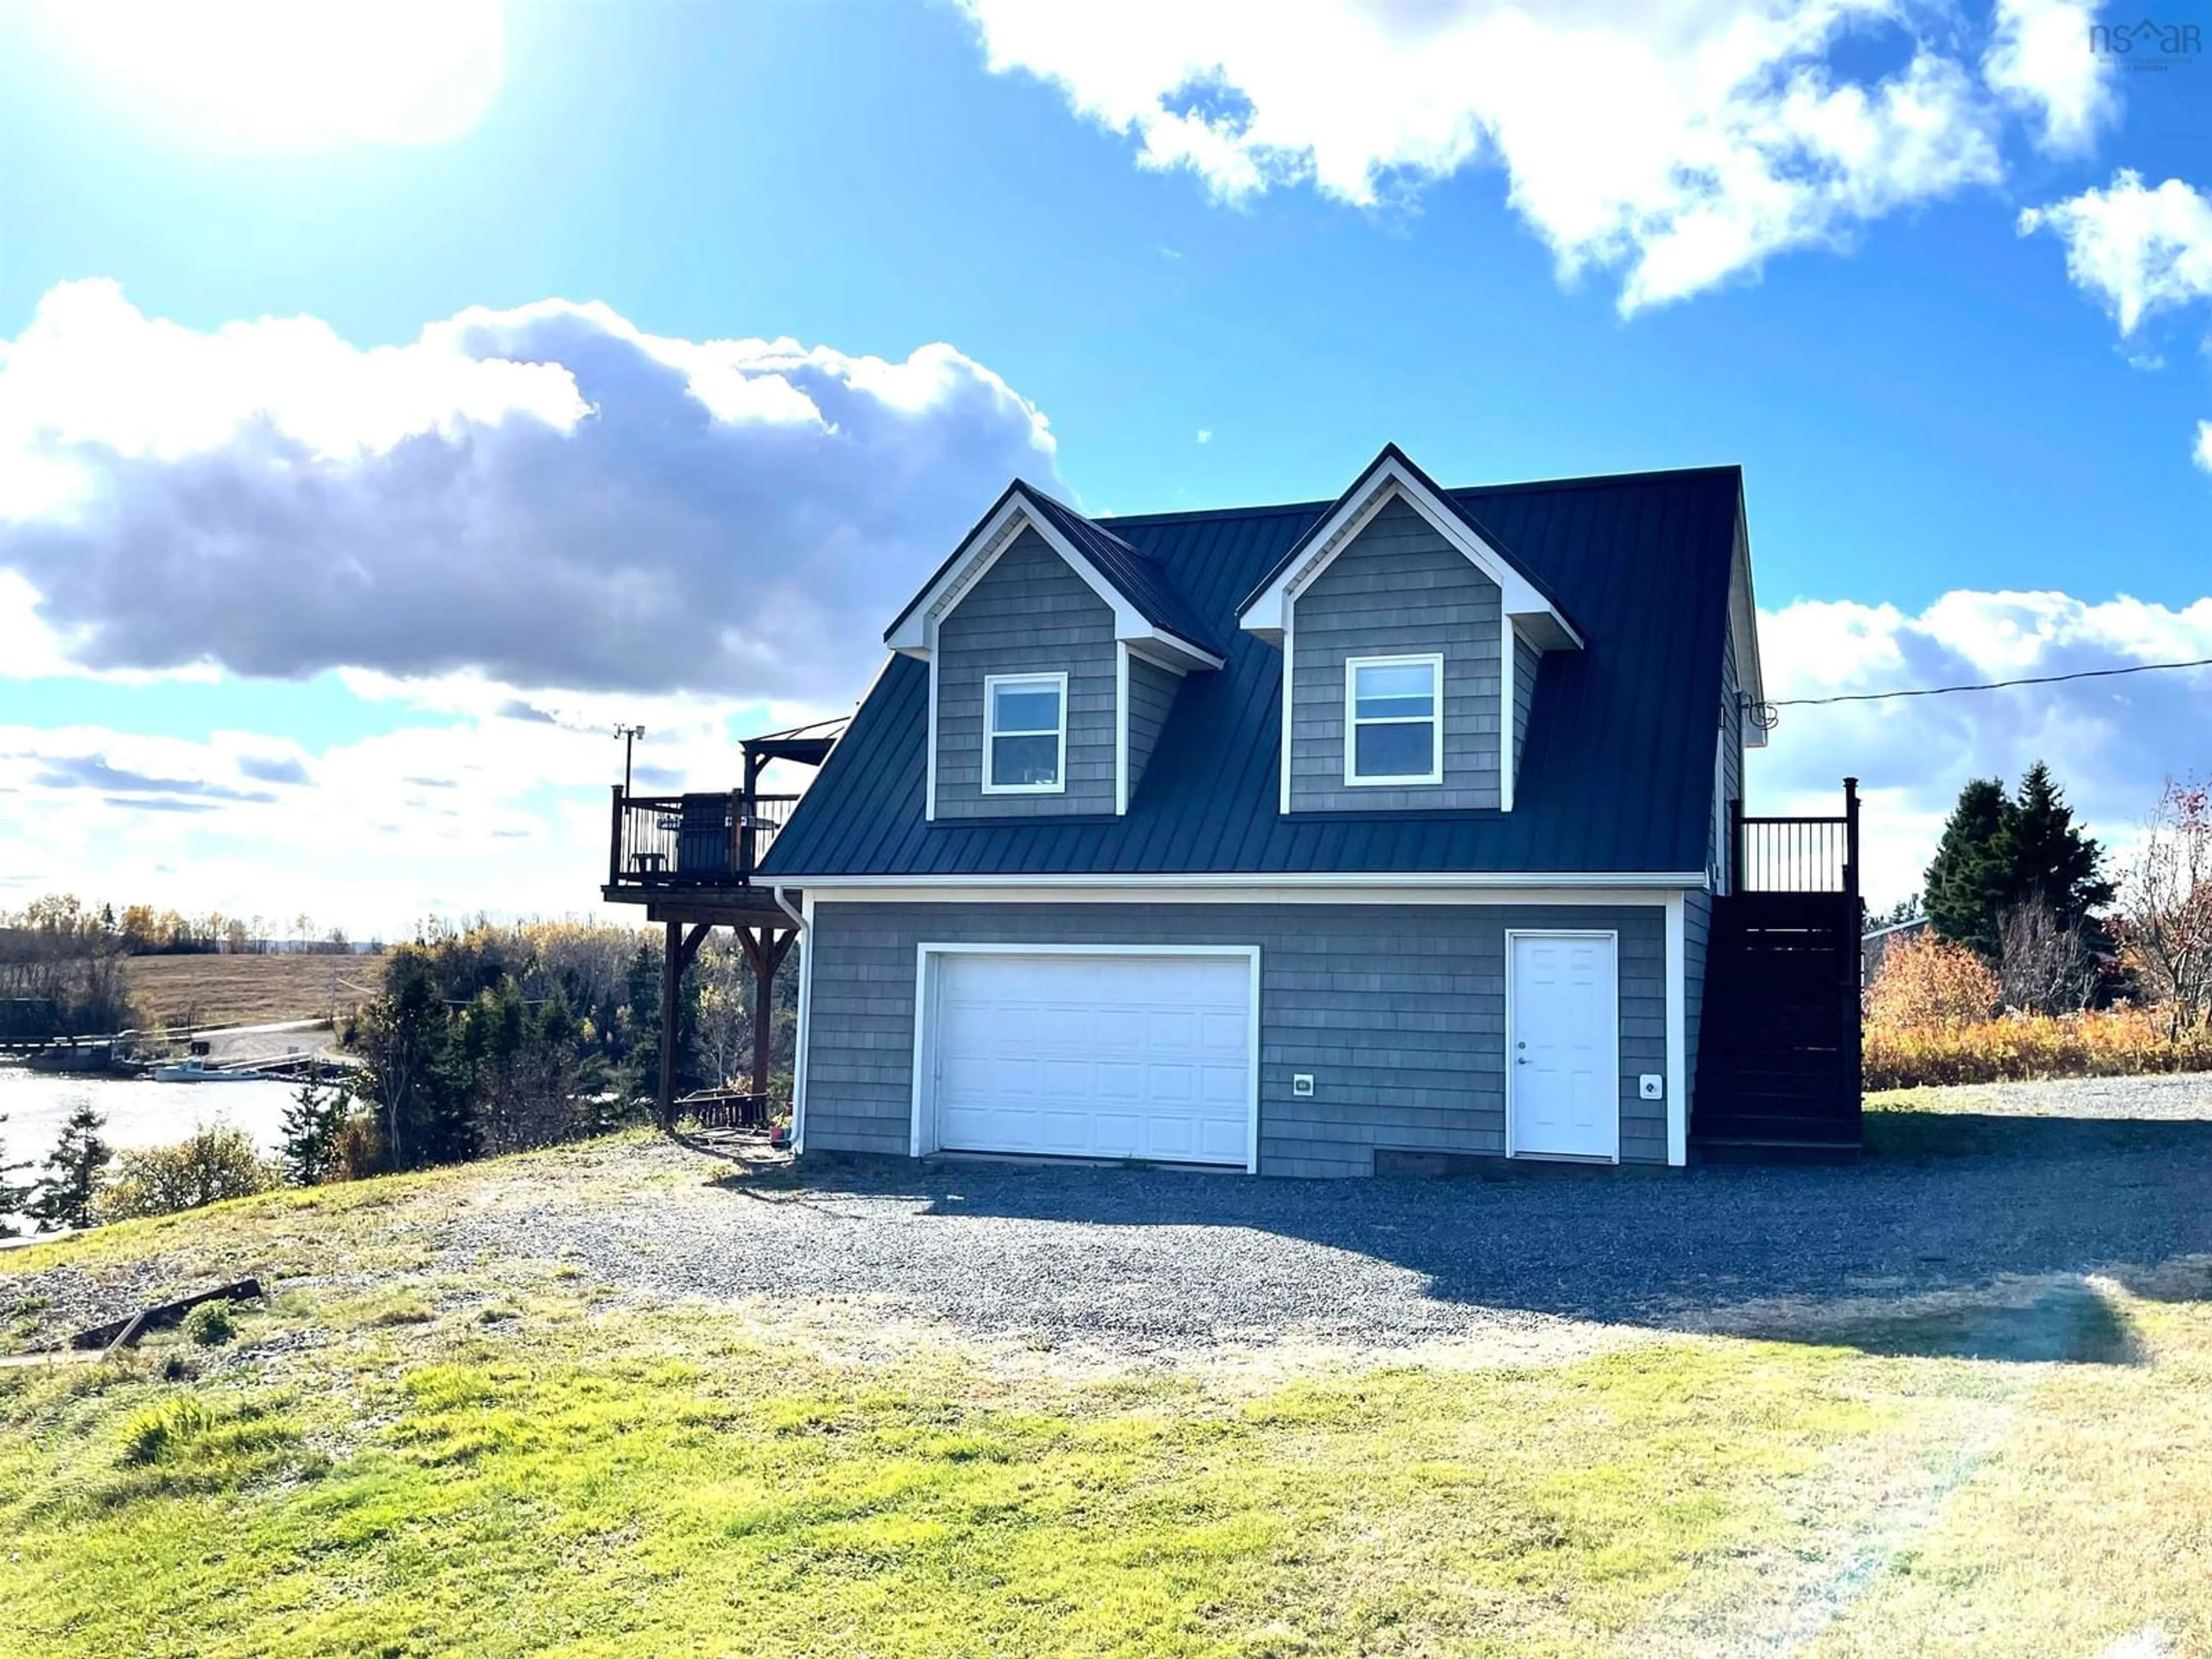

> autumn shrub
[1865,1003,2212,1090]
[97,1124,276,1222]
[1865,933,1998,1031]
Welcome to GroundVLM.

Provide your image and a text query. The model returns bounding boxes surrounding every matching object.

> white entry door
[926,950,1255,1167]
[1509,933,1619,1160]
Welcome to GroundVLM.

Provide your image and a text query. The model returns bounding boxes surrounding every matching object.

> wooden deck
[601,720,841,1126]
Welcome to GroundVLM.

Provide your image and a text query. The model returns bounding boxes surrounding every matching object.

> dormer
[885,482,1223,821]
[1234,445,1582,815]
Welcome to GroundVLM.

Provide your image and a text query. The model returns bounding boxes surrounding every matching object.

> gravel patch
[1873,1071,2212,1120]
[440,1075,2212,1355]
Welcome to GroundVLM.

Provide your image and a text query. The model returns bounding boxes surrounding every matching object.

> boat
[151,1059,268,1084]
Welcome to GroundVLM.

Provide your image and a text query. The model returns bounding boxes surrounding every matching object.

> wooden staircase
[1691,782,1865,1163]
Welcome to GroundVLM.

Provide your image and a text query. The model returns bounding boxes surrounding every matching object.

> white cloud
[1754,588,2212,906]
[1196,429,1213,444]
[2020,171,2212,334]
[1982,0,2112,153]
[26,0,505,149]
[0,689,817,934]
[958,0,2020,311]
[0,282,1058,699]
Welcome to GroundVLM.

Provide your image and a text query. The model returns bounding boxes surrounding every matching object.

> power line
[1769,653,2212,709]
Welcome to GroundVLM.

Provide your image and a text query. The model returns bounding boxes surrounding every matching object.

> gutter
[772,885,808,1155]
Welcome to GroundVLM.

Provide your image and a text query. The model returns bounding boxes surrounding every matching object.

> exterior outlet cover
[1638,1074,1664,1100]
[1292,1073,1315,1097]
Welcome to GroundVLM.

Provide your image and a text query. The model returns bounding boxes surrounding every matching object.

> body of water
[1,1064,301,1226]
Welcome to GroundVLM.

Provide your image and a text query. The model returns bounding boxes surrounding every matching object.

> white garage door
[927,950,1254,1166]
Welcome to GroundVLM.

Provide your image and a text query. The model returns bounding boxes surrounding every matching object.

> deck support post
[656,921,714,1131]
[1842,775,1862,1098]
[736,926,797,1101]
[657,921,680,1129]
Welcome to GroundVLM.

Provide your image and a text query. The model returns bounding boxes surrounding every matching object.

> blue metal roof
[766,464,1744,880]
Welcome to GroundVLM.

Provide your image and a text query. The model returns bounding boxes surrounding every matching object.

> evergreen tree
[1924,763,2113,971]
[28,1100,110,1232]
[1996,761,2113,930]
[1925,777,2012,960]
[278,1081,350,1187]
[0,1116,32,1238]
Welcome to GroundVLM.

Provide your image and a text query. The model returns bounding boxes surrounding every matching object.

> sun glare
[36,0,505,149]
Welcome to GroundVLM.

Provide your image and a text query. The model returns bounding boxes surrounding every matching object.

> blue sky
[2,0,2210,928]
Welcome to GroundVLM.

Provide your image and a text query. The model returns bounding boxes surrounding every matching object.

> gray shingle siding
[1511,631,1540,789]
[1123,653,1183,806]
[1289,497,1502,813]
[933,530,1116,820]
[800,900,1671,1175]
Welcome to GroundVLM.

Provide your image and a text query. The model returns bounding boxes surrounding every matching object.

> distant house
[604,446,1865,1171]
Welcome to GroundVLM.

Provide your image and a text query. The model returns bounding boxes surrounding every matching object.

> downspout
[772,884,808,1154]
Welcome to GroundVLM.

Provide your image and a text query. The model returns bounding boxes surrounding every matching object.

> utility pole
[614,724,645,794]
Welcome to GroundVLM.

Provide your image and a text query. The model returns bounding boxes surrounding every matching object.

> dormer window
[983,672,1067,793]
[1344,654,1442,786]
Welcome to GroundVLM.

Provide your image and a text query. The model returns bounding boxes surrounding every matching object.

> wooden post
[737,926,796,1101]
[1842,777,1861,914]
[1842,775,1864,1112]
[608,785,624,887]
[657,921,715,1130]
[657,918,680,1130]
[1728,797,1745,895]
[737,749,767,880]
[750,933,774,1100]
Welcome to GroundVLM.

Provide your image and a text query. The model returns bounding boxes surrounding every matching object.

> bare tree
[1995,899,2097,1016]
[2115,781,2212,1038]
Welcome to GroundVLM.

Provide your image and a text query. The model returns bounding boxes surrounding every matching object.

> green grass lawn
[2,1143,2209,1657]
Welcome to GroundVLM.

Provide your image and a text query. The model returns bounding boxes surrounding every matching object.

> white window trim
[1503,927,1623,1165]
[980,671,1069,796]
[1343,653,1444,787]
[908,942,1262,1172]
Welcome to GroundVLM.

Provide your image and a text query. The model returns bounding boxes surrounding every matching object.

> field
[1,1103,2207,1656]
[119,953,382,1031]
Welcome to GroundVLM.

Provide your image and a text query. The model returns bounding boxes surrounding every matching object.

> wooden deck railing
[606,789,800,892]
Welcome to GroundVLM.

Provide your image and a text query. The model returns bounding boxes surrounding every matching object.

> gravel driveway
[443,1073,2212,1354]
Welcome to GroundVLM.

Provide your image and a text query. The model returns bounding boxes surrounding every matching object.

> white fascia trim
[1665,891,1687,1166]
[887,492,1223,670]
[1238,461,1580,647]
[796,876,1704,902]
[908,942,1263,1173]
[1499,612,1517,814]
[1731,497,1768,748]
[924,647,940,821]
[1115,642,1130,816]
[1278,619,1296,815]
